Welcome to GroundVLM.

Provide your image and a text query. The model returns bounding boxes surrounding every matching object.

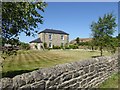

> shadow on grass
[1,68,39,78]
[91,55,102,58]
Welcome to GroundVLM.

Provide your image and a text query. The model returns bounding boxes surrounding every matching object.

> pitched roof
[79,38,92,41]
[38,29,69,35]
[29,38,42,43]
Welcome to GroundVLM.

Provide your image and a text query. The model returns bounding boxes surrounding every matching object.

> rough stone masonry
[0,54,118,90]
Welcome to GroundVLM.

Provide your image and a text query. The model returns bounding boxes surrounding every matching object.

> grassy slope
[1,50,111,77]
[99,73,119,88]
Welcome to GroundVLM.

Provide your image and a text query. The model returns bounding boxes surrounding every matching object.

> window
[49,42,52,48]
[61,35,64,40]
[49,34,52,40]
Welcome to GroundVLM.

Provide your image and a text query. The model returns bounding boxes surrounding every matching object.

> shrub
[43,42,47,49]
[65,46,70,49]
[79,42,89,46]
[19,42,30,50]
[35,44,38,49]
[53,45,61,49]
[48,48,51,50]
[69,44,78,49]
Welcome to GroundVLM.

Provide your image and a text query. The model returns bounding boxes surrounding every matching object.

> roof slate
[29,38,42,43]
[38,29,69,35]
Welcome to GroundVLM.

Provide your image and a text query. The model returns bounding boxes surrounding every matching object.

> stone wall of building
[0,55,118,90]
[39,33,69,48]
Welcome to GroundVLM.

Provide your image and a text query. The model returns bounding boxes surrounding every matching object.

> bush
[35,45,38,49]
[53,45,61,49]
[65,46,70,49]
[79,42,89,46]
[19,42,30,50]
[69,44,78,49]
[48,48,51,50]
[43,42,47,49]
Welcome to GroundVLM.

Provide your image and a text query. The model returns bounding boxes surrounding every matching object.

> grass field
[99,73,119,88]
[1,49,111,78]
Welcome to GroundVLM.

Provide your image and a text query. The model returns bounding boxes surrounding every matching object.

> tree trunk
[100,46,103,56]
[92,46,94,51]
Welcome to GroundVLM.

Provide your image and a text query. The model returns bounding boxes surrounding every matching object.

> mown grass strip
[28,52,41,67]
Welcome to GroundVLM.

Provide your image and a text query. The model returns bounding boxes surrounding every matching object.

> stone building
[30,29,69,49]
[29,38,43,50]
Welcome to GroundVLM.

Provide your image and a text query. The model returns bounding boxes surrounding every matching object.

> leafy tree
[116,33,120,39]
[116,33,120,46]
[19,42,30,50]
[79,42,89,46]
[88,40,95,50]
[91,13,117,56]
[2,2,47,56]
[75,37,80,45]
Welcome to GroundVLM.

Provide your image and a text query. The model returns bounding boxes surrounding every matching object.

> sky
[19,2,118,43]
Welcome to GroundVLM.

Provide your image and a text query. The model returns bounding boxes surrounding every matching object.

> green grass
[99,73,119,88]
[1,49,111,78]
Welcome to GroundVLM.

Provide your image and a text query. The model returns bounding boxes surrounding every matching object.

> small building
[30,29,69,49]
[29,38,43,50]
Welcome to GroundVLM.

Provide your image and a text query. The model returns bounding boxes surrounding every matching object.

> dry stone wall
[0,55,118,90]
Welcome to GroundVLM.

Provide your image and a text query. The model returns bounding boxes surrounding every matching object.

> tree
[91,13,117,56]
[75,37,80,45]
[88,40,95,50]
[116,33,120,39]
[19,42,30,50]
[116,33,120,46]
[2,2,47,56]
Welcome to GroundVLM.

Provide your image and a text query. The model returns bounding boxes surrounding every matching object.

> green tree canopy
[115,33,120,47]
[19,42,30,50]
[91,13,117,56]
[2,2,47,56]
[75,37,80,45]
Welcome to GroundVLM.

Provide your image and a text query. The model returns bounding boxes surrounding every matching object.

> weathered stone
[81,80,86,86]
[18,84,31,90]
[0,78,13,90]
[73,72,79,78]
[77,77,82,82]
[54,76,61,85]
[23,73,35,84]
[90,65,94,72]
[62,74,72,82]
[13,75,26,88]
[30,70,43,82]
[83,66,89,73]
[78,70,84,76]
[58,82,70,89]
[31,81,45,90]
[47,86,57,90]
[46,81,54,88]
[49,75,57,81]
[72,83,79,88]
[69,79,77,85]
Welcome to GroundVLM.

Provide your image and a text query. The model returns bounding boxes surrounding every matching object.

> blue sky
[19,2,118,43]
